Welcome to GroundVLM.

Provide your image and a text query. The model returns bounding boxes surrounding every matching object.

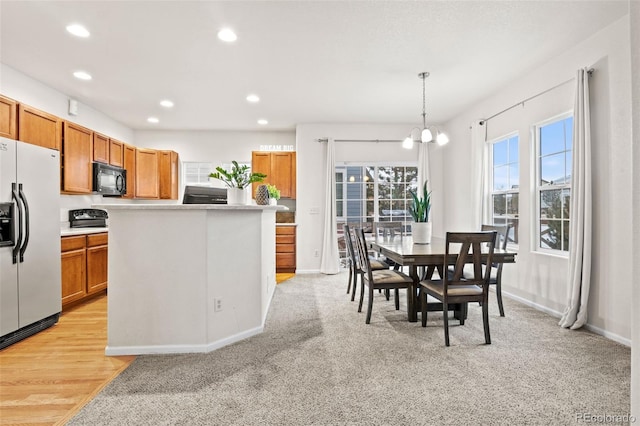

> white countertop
[92,204,287,211]
[61,227,109,237]
[276,223,298,226]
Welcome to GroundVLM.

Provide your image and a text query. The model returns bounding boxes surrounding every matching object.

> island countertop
[92,203,287,211]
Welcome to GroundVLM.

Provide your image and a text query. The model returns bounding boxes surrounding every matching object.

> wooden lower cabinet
[276,225,296,273]
[61,232,108,308]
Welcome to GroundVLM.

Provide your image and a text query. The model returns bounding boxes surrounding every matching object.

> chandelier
[403,72,449,149]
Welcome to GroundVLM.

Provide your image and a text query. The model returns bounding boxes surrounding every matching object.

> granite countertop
[92,204,287,211]
[61,227,109,237]
[276,223,297,226]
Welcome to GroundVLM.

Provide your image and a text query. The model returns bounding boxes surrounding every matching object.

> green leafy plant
[208,161,266,189]
[266,184,280,200]
[408,180,431,222]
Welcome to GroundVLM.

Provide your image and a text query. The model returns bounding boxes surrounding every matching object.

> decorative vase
[227,187,249,205]
[269,198,278,206]
[255,184,270,205]
[412,222,432,244]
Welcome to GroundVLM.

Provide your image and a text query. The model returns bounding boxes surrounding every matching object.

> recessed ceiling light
[160,100,174,108]
[147,117,159,124]
[217,28,237,42]
[257,119,268,125]
[73,71,92,80]
[246,94,260,103]
[66,24,90,38]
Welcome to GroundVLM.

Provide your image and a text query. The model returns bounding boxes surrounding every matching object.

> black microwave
[93,162,126,196]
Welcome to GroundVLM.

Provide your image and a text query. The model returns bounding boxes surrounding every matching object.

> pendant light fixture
[403,72,449,149]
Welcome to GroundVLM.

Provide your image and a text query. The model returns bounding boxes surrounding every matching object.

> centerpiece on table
[209,161,267,205]
[266,184,280,206]
[409,180,432,244]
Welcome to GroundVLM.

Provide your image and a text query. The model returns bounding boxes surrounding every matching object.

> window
[489,134,519,244]
[535,114,573,253]
[336,164,417,260]
[183,162,214,186]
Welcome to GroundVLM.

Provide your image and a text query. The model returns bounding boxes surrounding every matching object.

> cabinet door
[159,150,179,199]
[86,245,108,294]
[61,248,87,306]
[0,94,17,139]
[251,152,272,197]
[18,104,62,150]
[122,144,136,199]
[135,148,159,198]
[271,152,295,199]
[93,133,109,163]
[110,139,124,167]
[62,122,93,193]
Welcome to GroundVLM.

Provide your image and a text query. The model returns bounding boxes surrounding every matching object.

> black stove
[69,209,108,228]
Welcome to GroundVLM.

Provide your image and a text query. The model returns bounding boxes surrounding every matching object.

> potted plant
[409,180,432,244]
[209,161,267,205]
[266,184,280,205]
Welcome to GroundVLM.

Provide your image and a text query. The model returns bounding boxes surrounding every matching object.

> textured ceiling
[0,1,629,131]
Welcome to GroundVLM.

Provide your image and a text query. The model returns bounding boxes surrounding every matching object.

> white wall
[630,0,639,419]
[294,123,445,273]
[442,16,632,344]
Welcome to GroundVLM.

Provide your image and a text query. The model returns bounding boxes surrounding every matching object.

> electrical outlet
[214,298,223,312]
[314,249,319,257]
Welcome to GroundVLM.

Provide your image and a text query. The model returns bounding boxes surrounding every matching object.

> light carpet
[69,272,631,425]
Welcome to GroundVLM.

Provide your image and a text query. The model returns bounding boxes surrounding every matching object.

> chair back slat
[444,231,497,288]
[353,228,374,283]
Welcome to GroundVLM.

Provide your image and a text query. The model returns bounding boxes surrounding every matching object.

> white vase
[269,198,278,206]
[227,187,249,205]
[412,222,432,244]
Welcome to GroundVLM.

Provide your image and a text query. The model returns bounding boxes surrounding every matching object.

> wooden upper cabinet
[122,144,136,199]
[251,151,296,199]
[159,150,179,200]
[135,148,159,199]
[18,104,62,150]
[93,133,109,163]
[109,139,124,167]
[0,94,17,140]
[62,122,93,193]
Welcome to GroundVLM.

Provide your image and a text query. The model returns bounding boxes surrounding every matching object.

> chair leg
[394,288,399,310]
[384,289,390,300]
[351,272,358,302]
[483,296,491,344]
[358,277,365,312]
[496,282,505,317]
[366,286,374,324]
[421,289,428,327]
[346,265,353,294]
[443,302,450,346]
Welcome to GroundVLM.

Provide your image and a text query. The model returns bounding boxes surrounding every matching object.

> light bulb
[436,132,449,146]
[421,128,433,143]
[402,136,414,149]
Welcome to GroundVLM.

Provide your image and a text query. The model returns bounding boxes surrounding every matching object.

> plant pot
[269,198,278,206]
[412,222,432,244]
[227,187,250,205]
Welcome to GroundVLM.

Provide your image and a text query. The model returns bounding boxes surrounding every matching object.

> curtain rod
[480,68,594,125]
[316,138,402,143]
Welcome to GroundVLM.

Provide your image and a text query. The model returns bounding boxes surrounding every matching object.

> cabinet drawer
[276,253,296,268]
[276,243,295,253]
[276,235,295,245]
[276,226,296,235]
[61,235,86,251]
[87,233,108,247]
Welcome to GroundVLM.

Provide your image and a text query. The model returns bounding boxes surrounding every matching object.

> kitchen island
[93,203,283,356]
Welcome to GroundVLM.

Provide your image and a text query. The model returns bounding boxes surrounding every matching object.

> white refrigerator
[0,137,61,349]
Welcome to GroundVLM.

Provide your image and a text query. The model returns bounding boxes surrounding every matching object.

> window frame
[487,131,520,248]
[533,111,573,256]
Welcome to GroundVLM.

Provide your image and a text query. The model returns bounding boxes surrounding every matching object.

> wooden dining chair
[420,231,497,346]
[353,227,412,324]
[373,221,404,240]
[478,224,510,317]
[343,224,389,302]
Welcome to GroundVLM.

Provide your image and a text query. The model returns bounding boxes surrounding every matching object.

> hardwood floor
[0,294,134,426]
[0,274,295,425]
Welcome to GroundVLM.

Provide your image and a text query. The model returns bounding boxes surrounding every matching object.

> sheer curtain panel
[320,138,340,274]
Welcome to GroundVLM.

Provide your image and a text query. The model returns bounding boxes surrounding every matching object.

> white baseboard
[502,290,631,347]
[105,326,265,356]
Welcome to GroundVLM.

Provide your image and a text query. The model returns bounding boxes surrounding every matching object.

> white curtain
[559,68,592,329]
[417,142,431,193]
[470,120,489,228]
[320,138,340,274]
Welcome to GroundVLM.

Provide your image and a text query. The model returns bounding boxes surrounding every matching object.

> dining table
[369,235,517,322]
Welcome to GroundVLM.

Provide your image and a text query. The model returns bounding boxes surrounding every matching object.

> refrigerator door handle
[18,183,30,263]
[11,182,23,264]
